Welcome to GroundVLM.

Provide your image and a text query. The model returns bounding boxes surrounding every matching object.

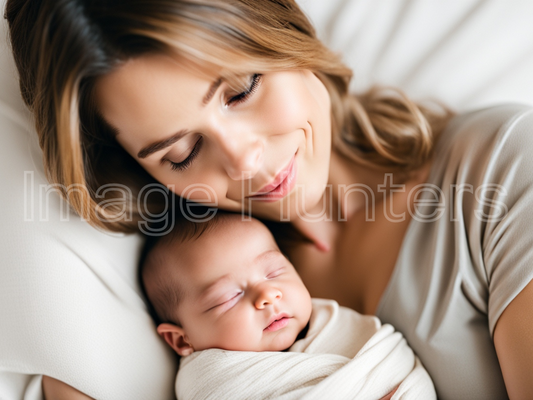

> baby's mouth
[264,315,291,332]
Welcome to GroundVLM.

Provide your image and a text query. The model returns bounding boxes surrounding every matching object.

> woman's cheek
[257,72,310,133]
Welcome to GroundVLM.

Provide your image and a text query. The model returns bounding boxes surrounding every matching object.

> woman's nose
[221,138,264,181]
[207,119,264,180]
[254,285,282,310]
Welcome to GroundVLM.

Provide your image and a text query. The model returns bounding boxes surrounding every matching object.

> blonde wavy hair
[6,0,452,233]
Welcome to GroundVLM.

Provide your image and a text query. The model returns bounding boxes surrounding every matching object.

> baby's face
[167,218,312,353]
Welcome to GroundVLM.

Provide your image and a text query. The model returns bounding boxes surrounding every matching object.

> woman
[5,0,533,398]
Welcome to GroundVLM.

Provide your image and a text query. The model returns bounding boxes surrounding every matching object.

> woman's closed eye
[166,136,203,172]
[225,74,262,106]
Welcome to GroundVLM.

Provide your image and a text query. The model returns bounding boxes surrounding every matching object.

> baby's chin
[261,330,301,352]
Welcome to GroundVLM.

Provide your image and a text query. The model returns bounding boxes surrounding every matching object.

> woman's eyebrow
[202,78,223,105]
[137,129,189,159]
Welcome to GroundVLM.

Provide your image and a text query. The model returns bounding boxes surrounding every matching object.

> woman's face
[95,54,332,220]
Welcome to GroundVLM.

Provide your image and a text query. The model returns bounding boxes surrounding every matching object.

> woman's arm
[494,279,533,400]
[42,376,94,400]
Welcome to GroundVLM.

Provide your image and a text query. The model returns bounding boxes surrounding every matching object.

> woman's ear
[157,323,195,356]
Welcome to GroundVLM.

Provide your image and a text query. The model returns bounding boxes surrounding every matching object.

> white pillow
[0,6,176,400]
[297,0,533,110]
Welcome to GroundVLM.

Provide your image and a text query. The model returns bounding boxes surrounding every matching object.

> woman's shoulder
[377,103,533,399]
[431,103,533,183]
[439,103,533,153]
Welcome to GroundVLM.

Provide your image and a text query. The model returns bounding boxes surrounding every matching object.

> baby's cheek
[207,311,247,349]
[290,284,313,324]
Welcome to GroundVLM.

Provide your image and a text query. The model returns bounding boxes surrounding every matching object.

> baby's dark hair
[139,212,237,327]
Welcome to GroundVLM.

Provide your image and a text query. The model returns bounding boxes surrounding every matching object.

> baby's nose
[255,286,282,309]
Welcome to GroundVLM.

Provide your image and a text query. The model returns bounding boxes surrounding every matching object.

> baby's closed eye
[208,291,244,312]
[266,267,285,279]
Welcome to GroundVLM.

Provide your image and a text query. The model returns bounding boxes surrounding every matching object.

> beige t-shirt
[376,103,533,399]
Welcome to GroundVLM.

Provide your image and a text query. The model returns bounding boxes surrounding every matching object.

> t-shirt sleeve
[376,104,533,399]
[481,107,533,335]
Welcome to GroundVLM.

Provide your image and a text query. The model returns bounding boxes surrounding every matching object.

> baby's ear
[157,323,194,356]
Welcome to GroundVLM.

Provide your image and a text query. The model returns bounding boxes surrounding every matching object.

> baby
[141,214,435,400]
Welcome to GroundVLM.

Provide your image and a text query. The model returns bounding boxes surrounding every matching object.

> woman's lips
[248,155,297,202]
[264,315,290,332]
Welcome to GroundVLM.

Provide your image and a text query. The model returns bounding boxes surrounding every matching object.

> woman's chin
[289,182,329,221]
[265,186,328,222]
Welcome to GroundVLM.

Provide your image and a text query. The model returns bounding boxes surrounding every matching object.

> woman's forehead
[93,52,271,146]
[95,52,259,109]
[97,54,217,91]
[93,54,216,135]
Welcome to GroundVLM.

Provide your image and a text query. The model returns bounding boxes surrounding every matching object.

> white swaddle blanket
[176,299,435,400]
